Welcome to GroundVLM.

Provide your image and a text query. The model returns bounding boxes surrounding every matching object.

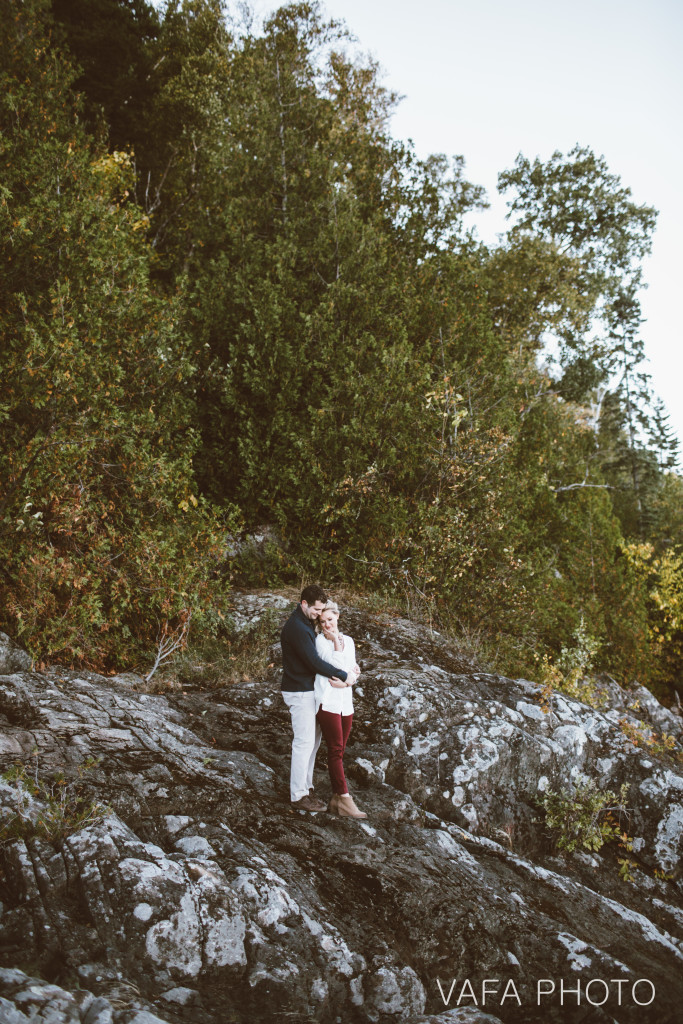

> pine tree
[0,0,228,667]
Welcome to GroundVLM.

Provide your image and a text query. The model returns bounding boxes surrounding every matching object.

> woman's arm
[318,631,354,686]
[314,635,346,691]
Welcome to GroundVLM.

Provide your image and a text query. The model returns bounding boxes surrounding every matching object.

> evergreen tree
[0,0,228,667]
[7,0,676,693]
[50,0,161,149]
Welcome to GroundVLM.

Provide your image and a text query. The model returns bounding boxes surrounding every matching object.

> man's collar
[295,604,312,626]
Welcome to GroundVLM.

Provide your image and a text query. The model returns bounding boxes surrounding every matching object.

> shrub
[0,6,234,669]
[537,617,606,711]
[154,606,282,690]
[0,758,109,846]
[537,777,630,854]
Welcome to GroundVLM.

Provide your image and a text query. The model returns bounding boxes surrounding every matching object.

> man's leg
[282,691,320,802]
[305,715,322,795]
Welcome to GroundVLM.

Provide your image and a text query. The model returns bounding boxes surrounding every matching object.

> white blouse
[314,632,356,715]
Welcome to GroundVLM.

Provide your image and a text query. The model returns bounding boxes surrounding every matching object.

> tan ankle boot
[335,793,367,819]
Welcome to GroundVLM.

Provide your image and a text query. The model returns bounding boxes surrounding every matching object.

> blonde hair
[316,600,339,632]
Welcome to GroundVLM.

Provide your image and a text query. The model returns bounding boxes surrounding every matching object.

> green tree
[50,0,161,151]
[0,0,230,668]
[169,1,485,522]
[498,144,657,395]
[28,0,673,690]
[499,145,656,318]
[499,146,668,542]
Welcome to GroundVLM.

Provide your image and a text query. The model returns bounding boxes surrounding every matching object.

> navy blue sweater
[280,605,348,692]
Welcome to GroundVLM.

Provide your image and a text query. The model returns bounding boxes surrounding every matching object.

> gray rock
[364,963,426,1019]
[173,835,216,858]
[159,987,198,1006]
[410,1011,505,1024]
[228,592,291,633]
[82,997,113,1024]
[0,633,32,675]
[126,1014,172,1024]
[0,603,681,1023]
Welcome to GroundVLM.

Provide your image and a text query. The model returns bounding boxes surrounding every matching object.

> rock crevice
[0,605,681,1023]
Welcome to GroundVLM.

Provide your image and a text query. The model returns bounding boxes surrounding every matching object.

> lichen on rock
[0,599,681,1022]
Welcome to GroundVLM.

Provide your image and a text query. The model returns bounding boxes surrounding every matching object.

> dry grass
[140,583,492,691]
[148,606,282,691]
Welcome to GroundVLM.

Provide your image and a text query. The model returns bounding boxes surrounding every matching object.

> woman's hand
[323,626,344,655]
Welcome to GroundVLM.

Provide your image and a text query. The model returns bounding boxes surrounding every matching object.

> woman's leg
[341,713,353,753]
[316,709,349,795]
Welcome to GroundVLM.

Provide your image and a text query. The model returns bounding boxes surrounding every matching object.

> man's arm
[295,621,348,681]
[345,636,359,687]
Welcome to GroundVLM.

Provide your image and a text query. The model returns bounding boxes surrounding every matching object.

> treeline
[1,0,681,695]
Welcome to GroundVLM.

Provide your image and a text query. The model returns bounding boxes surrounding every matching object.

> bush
[0,758,109,846]
[537,618,606,711]
[0,5,234,669]
[537,777,630,854]
[153,606,282,690]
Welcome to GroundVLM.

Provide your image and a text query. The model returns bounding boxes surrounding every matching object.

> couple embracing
[280,585,366,818]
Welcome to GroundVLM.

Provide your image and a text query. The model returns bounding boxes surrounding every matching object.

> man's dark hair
[300,584,327,605]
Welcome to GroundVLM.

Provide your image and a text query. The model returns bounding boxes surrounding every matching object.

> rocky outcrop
[0,632,32,676]
[0,596,681,1023]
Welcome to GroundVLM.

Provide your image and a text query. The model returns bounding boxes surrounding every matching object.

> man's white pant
[282,690,322,802]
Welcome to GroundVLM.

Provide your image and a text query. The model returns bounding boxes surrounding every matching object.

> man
[281,584,349,811]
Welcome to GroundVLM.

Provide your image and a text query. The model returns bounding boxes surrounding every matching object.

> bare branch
[145,612,192,683]
[552,480,612,493]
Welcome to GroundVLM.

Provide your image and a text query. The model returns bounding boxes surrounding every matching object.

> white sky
[249,0,682,451]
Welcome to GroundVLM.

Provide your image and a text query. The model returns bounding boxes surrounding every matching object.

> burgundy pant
[316,708,353,795]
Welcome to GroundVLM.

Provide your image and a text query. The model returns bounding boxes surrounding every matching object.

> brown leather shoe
[328,792,367,819]
[292,794,325,812]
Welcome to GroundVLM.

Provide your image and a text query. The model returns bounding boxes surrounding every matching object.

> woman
[314,601,367,819]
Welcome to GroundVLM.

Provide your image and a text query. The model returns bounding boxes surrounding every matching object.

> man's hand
[345,666,360,687]
[329,676,346,689]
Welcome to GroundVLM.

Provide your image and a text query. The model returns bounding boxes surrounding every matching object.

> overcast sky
[248,0,682,449]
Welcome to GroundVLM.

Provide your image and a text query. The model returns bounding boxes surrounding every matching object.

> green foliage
[537,778,631,854]
[498,144,656,365]
[617,833,637,883]
[499,145,668,546]
[618,716,682,765]
[500,145,656,277]
[621,543,683,693]
[0,757,109,846]
[537,617,606,711]
[0,0,235,669]
[2,0,680,698]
